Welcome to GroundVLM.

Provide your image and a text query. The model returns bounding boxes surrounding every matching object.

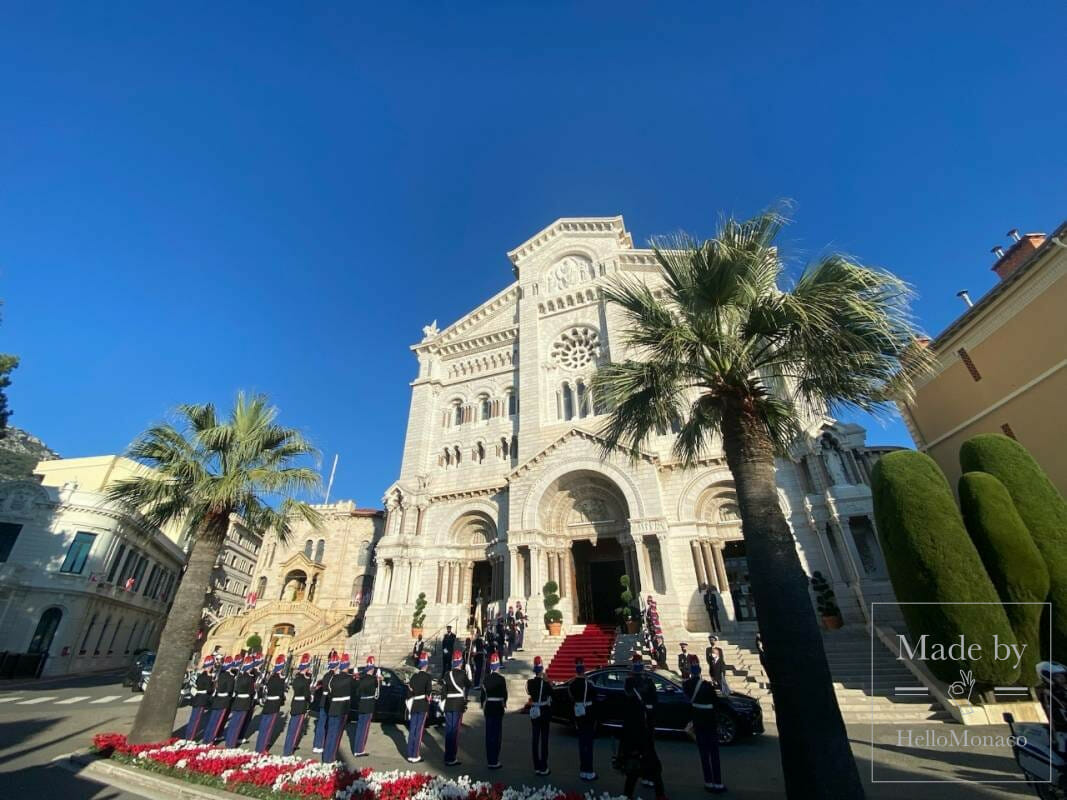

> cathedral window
[576,380,589,418]
[443,447,452,467]
[510,435,518,460]
[480,395,491,421]
[303,539,313,559]
[476,441,486,463]
[508,392,517,416]
[562,383,575,421]
[454,445,462,465]
[500,437,510,461]
[357,540,371,567]
[314,539,325,563]
[551,327,600,370]
[454,404,463,427]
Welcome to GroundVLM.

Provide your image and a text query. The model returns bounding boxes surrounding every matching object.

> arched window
[453,445,461,465]
[510,435,518,459]
[576,380,589,418]
[314,539,325,563]
[476,441,486,463]
[443,447,452,467]
[562,383,574,421]
[480,395,491,420]
[454,404,464,426]
[303,539,313,559]
[500,437,510,460]
[508,393,518,416]
[357,541,371,567]
[256,576,267,598]
[28,608,62,655]
[80,613,98,654]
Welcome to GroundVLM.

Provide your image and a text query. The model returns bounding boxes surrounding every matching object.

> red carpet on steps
[545,624,617,682]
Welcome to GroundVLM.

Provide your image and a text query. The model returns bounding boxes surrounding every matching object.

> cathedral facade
[363,217,899,643]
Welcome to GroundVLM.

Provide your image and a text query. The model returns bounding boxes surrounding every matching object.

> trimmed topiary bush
[960,434,1067,660]
[958,471,1049,680]
[244,633,262,652]
[871,450,1019,688]
[411,592,427,630]
[543,581,562,626]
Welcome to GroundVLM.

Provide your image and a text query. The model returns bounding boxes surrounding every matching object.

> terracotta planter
[547,621,562,637]
[822,614,843,630]
[625,620,639,634]
[411,627,423,639]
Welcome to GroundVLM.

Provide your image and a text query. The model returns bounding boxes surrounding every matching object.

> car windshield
[390,666,415,681]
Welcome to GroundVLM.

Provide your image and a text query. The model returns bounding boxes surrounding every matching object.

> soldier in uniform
[441,649,470,766]
[322,653,352,762]
[185,654,215,740]
[482,652,507,769]
[203,655,235,743]
[225,655,256,747]
[283,653,313,756]
[676,643,690,676]
[527,655,552,775]
[494,616,506,661]
[441,626,457,675]
[411,634,425,666]
[471,636,485,688]
[621,652,667,800]
[684,655,725,793]
[405,650,432,763]
[515,603,526,652]
[570,657,597,780]
[312,651,338,753]
[350,655,380,757]
[255,655,288,753]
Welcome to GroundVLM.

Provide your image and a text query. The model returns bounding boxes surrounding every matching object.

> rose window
[552,328,600,370]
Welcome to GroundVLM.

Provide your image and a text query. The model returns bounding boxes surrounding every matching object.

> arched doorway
[723,540,756,621]
[281,570,308,601]
[28,607,62,655]
[571,538,627,623]
[267,623,295,663]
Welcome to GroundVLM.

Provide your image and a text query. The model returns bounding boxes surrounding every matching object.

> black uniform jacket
[442,632,457,656]
[683,675,718,727]
[441,668,470,711]
[309,680,326,716]
[192,671,214,708]
[211,670,235,710]
[355,673,380,715]
[527,675,551,711]
[408,670,433,714]
[231,673,256,712]
[326,671,353,716]
[261,673,287,715]
[290,673,312,715]
[482,671,507,717]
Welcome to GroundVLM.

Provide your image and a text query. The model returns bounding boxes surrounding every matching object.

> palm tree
[592,207,931,799]
[108,392,321,743]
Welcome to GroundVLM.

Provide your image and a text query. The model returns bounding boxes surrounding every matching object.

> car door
[589,669,628,726]
[377,668,401,719]
[649,673,692,730]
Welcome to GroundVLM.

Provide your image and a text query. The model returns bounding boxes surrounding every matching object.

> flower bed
[91,734,624,800]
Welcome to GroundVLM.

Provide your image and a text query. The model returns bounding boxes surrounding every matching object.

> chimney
[992,231,1047,281]
[956,290,973,308]
[991,245,1006,259]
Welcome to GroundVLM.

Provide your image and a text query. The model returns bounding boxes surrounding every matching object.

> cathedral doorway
[469,560,492,630]
[281,570,307,601]
[723,540,756,621]
[572,538,626,624]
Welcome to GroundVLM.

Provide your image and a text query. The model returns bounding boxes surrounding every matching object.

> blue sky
[2,3,1065,506]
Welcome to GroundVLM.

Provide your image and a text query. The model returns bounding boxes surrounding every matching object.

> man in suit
[405,650,433,763]
[482,652,507,769]
[411,635,425,666]
[185,654,215,740]
[255,655,287,753]
[676,642,691,676]
[527,655,552,775]
[441,649,470,766]
[703,584,722,632]
[570,657,597,781]
[685,655,726,793]
[225,655,256,747]
[312,651,338,753]
[202,655,235,743]
[350,655,380,757]
[441,626,457,674]
[322,653,353,762]
[282,653,313,756]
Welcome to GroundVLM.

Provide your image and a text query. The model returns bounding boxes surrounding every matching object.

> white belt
[266,696,281,700]
[644,704,653,709]
[692,703,714,709]
[193,689,208,695]
[485,697,505,702]
[446,693,465,699]
[531,701,551,706]
[236,693,251,698]
[330,696,350,701]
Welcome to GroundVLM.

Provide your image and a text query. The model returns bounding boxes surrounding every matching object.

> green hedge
[960,434,1067,660]
[871,450,1019,687]
[958,471,1049,679]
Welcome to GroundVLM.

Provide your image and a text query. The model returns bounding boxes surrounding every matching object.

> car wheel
[715,710,738,745]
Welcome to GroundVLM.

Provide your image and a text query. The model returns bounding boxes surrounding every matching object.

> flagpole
[324,454,339,504]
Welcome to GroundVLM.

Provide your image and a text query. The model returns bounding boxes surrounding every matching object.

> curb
[60,754,241,800]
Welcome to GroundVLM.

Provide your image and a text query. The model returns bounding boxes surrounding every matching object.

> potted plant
[619,575,639,634]
[245,633,262,652]
[543,581,563,636]
[411,592,427,638]
[811,571,843,629]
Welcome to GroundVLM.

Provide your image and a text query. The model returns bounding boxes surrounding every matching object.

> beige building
[898,223,1067,493]
[202,501,384,664]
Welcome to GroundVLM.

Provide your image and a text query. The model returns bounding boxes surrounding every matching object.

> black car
[373,666,443,726]
[549,667,763,745]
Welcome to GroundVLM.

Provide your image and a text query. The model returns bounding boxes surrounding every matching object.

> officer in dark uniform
[312,651,339,753]
[351,655,380,757]
[494,616,506,661]
[676,643,691,676]
[283,653,313,756]
[411,635,425,666]
[203,655,235,743]
[441,626,457,675]
[515,603,526,652]
[225,655,256,747]
[482,652,507,769]
[622,652,666,799]
[322,653,352,762]
[239,652,264,744]
[505,621,516,660]
[185,654,215,740]
[485,625,498,662]
[255,655,288,752]
[653,636,668,670]
[685,655,725,793]
[405,650,432,763]
[441,649,470,766]
[527,655,552,775]
[570,657,597,780]
[471,637,485,687]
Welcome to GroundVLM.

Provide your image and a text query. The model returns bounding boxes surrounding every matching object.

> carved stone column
[700,542,716,589]
[712,545,729,592]
[690,540,708,585]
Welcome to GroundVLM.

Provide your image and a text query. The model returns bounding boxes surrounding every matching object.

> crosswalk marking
[91,695,121,704]
[124,695,143,703]
[55,696,91,705]
[17,696,57,705]
[0,696,23,703]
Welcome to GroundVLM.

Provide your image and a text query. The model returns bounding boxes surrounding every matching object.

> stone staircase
[711,626,951,725]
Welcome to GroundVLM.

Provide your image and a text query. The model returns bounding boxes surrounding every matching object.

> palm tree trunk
[127,512,229,743]
[721,409,865,799]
